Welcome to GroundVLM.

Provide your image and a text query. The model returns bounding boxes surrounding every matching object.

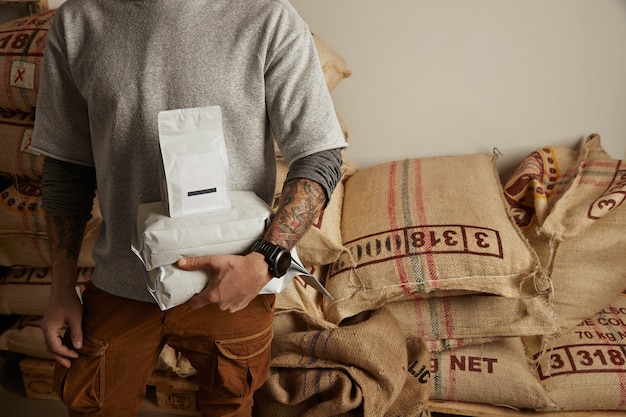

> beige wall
[290,0,626,173]
[41,0,626,172]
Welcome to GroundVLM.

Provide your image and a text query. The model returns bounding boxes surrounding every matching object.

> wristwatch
[249,240,292,278]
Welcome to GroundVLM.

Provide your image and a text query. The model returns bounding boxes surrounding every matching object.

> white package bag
[147,249,334,310]
[132,191,272,271]
[158,106,231,218]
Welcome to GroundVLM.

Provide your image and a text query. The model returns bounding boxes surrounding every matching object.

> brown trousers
[54,282,275,417]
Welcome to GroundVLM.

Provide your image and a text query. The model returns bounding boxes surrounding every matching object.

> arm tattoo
[47,215,87,261]
[265,178,326,249]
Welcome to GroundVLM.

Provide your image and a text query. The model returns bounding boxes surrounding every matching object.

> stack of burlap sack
[0,11,87,327]
[0,11,99,359]
[283,133,623,415]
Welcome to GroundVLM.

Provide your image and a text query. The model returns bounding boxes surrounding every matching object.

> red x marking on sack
[13,69,26,83]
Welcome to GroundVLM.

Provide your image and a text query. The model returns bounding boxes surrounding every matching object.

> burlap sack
[386,293,558,347]
[429,337,555,411]
[255,308,409,417]
[155,344,197,378]
[0,109,42,179]
[525,292,626,411]
[324,154,553,331]
[311,33,352,92]
[0,11,55,112]
[504,135,626,333]
[0,267,91,315]
[0,315,52,359]
[539,134,625,239]
[271,265,431,416]
[0,176,101,267]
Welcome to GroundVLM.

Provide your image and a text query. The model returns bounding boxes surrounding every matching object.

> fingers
[188,289,218,310]
[53,354,73,369]
[188,287,252,313]
[43,327,80,368]
[53,345,79,369]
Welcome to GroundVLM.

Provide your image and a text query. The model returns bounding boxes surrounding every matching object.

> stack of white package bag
[132,106,331,310]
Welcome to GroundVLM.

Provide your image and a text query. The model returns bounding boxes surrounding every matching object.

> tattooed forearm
[46,214,87,261]
[265,178,326,249]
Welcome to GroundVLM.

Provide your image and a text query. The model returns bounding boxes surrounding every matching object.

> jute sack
[271,263,431,416]
[0,176,101,267]
[255,308,409,417]
[538,134,625,239]
[386,292,558,347]
[504,135,626,333]
[155,344,196,378]
[0,315,52,359]
[525,292,626,411]
[311,33,352,93]
[0,11,55,111]
[0,109,42,179]
[324,154,552,327]
[429,336,555,411]
[0,267,91,315]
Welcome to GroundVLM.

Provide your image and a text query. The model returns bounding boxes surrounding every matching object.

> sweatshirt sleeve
[285,148,343,206]
[41,156,97,220]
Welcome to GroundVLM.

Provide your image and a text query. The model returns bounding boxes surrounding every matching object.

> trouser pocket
[54,333,108,412]
[214,323,273,398]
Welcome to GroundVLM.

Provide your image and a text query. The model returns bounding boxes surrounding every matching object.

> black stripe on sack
[188,188,217,197]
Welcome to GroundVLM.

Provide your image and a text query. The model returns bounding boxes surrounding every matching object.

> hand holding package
[132,190,334,310]
[146,249,333,310]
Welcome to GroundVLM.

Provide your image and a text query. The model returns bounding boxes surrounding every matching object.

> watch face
[275,249,292,277]
[251,241,292,277]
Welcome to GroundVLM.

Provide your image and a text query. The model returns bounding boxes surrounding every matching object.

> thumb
[177,256,213,271]
[68,320,83,350]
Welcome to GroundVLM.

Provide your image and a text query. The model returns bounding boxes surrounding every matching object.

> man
[31,0,347,416]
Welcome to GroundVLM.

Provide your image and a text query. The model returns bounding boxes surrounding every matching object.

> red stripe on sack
[412,160,455,339]
[586,161,621,169]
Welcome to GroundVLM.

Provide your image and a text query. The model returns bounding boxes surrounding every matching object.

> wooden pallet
[18,356,201,414]
[428,401,626,417]
[18,357,626,417]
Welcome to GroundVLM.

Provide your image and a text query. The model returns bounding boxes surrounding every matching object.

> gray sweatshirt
[32,0,347,302]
